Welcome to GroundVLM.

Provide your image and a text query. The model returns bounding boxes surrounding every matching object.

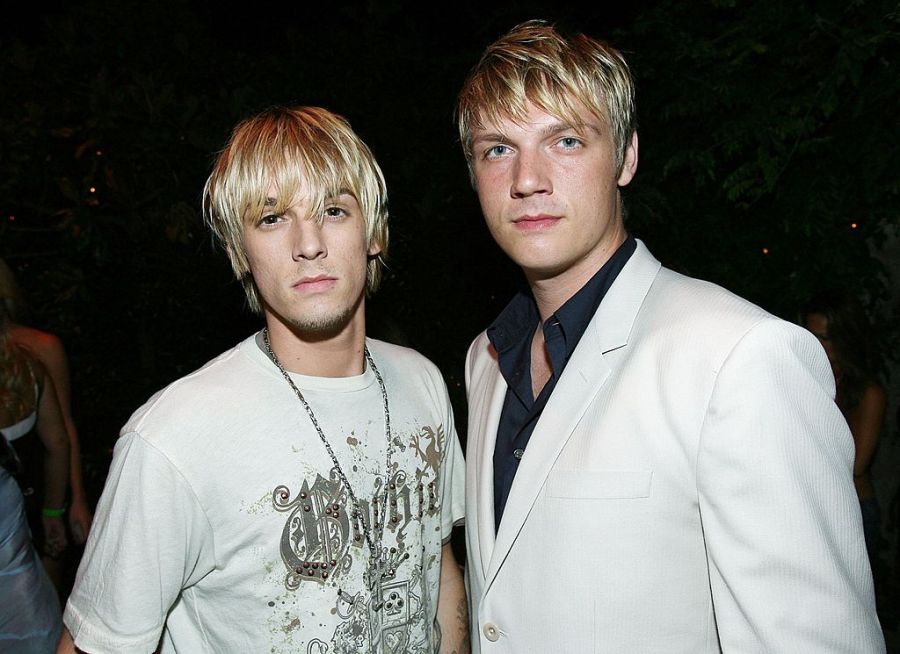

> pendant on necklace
[366,547,387,611]
[365,546,407,612]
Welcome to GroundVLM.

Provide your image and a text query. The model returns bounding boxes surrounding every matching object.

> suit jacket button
[513,448,524,460]
[483,623,500,641]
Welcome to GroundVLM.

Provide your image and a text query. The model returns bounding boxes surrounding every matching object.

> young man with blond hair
[458,20,883,652]
[58,106,467,654]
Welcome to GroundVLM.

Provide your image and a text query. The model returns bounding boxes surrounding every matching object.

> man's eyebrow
[472,121,599,145]
[540,121,600,137]
[263,197,277,207]
[471,131,508,145]
[540,121,577,136]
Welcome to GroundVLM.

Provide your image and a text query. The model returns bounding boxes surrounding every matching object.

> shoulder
[630,240,768,326]
[366,338,453,404]
[366,338,443,378]
[464,330,499,395]
[466,331,493,364]
[623,261,826,376]
[8,325,66,363]
[9,324,59,347]
[723,316,828,373]
[651,267,770,325]
[123,335,267,445]
[648,268,793,342]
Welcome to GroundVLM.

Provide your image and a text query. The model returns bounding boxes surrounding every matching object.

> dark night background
[2,0,900,635]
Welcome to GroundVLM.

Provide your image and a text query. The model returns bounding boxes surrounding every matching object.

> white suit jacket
[464,241,883,653]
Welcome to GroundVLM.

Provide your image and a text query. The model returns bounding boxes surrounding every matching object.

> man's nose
[292,219,326,261]
[511,149,552,198]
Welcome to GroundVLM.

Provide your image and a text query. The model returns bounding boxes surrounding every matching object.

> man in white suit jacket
[455,20,884,653]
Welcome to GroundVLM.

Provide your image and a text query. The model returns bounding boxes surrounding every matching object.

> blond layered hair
[457,20,636,172]
[203,106,389,314]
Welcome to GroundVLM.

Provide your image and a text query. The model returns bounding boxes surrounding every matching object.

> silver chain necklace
[262,328,394,612]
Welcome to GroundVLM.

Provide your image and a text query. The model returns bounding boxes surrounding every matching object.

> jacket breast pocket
[546,469,652,499]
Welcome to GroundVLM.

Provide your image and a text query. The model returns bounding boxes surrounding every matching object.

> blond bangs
[457,20,635,171]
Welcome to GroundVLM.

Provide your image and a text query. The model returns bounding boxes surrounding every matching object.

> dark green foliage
[1,0,898,493]
[622,0,899,321]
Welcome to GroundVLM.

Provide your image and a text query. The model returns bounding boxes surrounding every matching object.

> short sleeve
[64,432,216,654]
[437,382,466,541]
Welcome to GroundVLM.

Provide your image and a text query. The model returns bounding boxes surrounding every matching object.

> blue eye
[486,144,510,158]
[559,137,582,149]
[258,214,280,226]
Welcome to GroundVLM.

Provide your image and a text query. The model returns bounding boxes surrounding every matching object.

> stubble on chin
[279,293,365,341]
[286,308,354,337]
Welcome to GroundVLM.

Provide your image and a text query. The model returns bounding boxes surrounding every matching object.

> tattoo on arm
[453,596,471,654]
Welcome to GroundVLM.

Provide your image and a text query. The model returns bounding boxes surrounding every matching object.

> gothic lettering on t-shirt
[267,423,448,653]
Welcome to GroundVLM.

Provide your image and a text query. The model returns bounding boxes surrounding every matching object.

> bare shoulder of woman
[8,326,65,366]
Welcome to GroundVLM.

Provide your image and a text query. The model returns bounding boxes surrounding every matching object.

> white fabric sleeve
[437,378,466,542]
[64,432,216,654]
[697,319,884,652]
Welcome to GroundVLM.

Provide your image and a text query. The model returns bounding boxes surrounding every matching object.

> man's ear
[367,240,383,258]
[617,132,639,187]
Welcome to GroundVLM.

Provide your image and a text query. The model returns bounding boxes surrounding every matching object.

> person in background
[0,259,92,594]
[803,289,886,565]
[1,286,70,651]
[0,465,65,653]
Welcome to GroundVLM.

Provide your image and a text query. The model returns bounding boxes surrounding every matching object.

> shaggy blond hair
[203,106,389,314]
[457,20,635,172]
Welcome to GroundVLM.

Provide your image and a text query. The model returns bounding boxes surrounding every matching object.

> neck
[527,230,627,322]
[264,312,367,378]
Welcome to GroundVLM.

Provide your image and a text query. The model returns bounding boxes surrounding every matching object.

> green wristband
[42,506,66,517]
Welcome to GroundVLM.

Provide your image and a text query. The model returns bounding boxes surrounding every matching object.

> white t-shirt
[64,334,465,654]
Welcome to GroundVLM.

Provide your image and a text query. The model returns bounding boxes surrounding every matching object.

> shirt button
[513,448,524,460]
[483,623,500,642]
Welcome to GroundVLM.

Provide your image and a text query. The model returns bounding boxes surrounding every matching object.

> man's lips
[513,214,561,231]
[292,275,337,292]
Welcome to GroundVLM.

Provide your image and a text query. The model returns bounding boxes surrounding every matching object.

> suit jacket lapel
[466,339,508,579]
[484,240,662,588]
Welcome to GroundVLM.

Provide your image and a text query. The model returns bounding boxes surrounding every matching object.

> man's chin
[264,294,365,342]
[519,260,570,283]
[288,313,353,339]
[278,304,365,341]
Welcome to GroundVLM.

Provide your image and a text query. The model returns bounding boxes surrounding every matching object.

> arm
[35,369,71,557]
[430,361,469,653]
[56,628,85,654]
[697,320,883,651]
[847,383,886,477]
[437,541,469,654]
[29,331,93,542]
[63,433,214,653]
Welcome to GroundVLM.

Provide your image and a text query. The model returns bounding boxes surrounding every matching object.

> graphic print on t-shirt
[266,424,447,654]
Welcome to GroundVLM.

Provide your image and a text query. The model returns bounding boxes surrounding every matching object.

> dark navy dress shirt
[486,235,637,531]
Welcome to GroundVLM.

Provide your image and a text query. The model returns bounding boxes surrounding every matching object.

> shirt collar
[488,234,637,360]
[551,234,637,359]
[487,288,538,355]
